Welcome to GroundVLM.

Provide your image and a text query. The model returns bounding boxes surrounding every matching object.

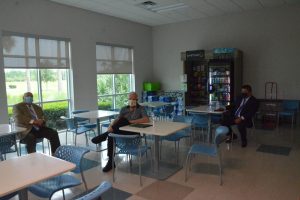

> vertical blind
[96,44,133,74]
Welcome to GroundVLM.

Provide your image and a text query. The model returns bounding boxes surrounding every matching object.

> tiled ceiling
[50,0,300,26]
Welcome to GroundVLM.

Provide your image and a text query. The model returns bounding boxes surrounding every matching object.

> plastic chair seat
[189,144,217,157]
[117,145,150,156]
[29,174,81,198]
[162,131,189,141]
[71,126,94,135]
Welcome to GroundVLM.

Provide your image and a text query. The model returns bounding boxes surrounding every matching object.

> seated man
[91,92,149,172]
[221,84,258,147]
[13,92,61,155]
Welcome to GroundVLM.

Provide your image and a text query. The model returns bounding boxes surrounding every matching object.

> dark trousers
[221,113,248,145]
[22,127,61,154]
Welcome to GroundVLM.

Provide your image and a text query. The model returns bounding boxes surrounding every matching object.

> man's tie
[28,105,39,130]
[235,98,245,117]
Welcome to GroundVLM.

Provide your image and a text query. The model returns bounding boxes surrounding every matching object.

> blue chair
[160,115,193,163]
[99,109,120,133]
[109,133,152,186]
[162,104,174,119]
[75,181,111,200]
[61,116,95,146]
[278,100,299,128]
[28,145,90,200]
[0,134,19,159]
[19,137,49,155]
[0,151,19,200]
[185,126,229,185]
[190,113,209,142]
[72,110,97,132]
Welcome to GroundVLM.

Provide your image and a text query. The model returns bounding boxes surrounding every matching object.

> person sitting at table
[13,92,61,155]
[221,84,258,147]
[91,92,149,172]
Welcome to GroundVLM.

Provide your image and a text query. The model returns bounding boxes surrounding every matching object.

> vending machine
[182,48,242,106]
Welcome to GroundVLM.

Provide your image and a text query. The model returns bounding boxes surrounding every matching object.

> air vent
[138,1,188,13]
[141,1,157,9]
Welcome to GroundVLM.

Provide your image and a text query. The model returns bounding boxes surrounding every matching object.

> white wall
[153,5,300,100]
[0,0,153,123]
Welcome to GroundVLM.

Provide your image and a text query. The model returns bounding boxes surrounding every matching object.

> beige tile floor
[5,120,300,200]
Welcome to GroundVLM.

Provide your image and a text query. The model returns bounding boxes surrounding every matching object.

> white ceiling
[50,0,300,26]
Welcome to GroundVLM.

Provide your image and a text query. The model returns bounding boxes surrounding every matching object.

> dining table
[0,152,76,200]
[120,120,190,180]
[186,105,225,143]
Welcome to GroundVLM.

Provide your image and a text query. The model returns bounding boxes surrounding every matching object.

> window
[96,44,134,110]
[2,33,71,129]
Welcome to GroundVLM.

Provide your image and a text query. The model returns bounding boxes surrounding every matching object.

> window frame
[2,32,72,117]
[96,43,135,110]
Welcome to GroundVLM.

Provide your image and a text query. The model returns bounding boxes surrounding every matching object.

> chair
[185,126,229,185]
[190,113,209,142]
[28,145,89,200]
[162,104,174,119]
[160,115,193,163]
[109,133,152,186]
[19,138,50,156]
[0,134,19,159]
[278,100,299,128]
[0,151,19,200]
[75,181,111,200]
[99,109,120,133]
[61,116,95,146]
[72,110,97,133]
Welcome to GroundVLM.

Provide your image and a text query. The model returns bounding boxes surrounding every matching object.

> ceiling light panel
[258,0,286,7]
[184,0,224,16]
[207,0,243,12]
[230,0,263,10]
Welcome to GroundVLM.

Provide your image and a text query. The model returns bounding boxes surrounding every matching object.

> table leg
[19,188,28,200]
[96,119,101,136]
[154,135,160,172]
[207,114,212,143]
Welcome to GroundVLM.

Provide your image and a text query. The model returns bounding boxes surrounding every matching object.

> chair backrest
[164,105,174,114]
[75,181,112,200]
[190,113,208,126]
[214,126,229,146]
[108,133,141,150]
[54,145,89,174]
[282,100,299,111]
[60,116,77,130]
[0,135,16,154]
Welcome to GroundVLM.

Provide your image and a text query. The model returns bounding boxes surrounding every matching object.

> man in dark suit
[222,85,258,147]
[13,92,61,154]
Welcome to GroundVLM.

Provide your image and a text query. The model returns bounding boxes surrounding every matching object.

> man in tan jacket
[13,92,61,154]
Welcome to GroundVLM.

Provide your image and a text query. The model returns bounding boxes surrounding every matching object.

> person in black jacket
[222,85,258,147]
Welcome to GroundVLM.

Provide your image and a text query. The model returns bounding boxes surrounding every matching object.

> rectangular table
[120,121,190,180]
[73,110,119,135]
[186,105,224,143]
[0,153,75,200]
